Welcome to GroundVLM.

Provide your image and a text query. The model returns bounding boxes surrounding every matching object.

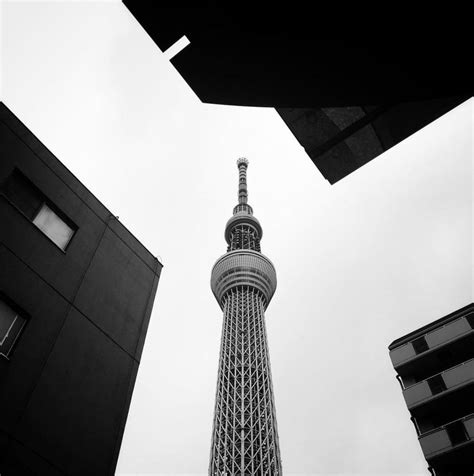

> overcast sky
[2,2,473,475]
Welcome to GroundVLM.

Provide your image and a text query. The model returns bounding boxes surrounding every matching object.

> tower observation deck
[210,158,282,475]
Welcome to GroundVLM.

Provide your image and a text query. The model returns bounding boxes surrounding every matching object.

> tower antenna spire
[237,157,249,204]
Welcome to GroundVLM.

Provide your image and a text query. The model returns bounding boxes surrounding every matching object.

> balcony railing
[419,413,474,459]
[402,359,474,408]
[390,315,473,368]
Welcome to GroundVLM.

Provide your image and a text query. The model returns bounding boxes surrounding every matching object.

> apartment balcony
[403,359,474,410]
[389,314,474,370]
[419,414,474,465]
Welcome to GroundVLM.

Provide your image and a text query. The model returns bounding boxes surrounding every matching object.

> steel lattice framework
[210,158,282,475]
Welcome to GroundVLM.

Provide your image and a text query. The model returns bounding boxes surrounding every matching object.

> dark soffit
[122,5,473,183]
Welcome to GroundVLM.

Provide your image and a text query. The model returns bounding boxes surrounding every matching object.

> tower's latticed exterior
[210,158,282,475]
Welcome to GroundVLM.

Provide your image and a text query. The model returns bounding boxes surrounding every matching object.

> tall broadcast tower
[210,158,282,475]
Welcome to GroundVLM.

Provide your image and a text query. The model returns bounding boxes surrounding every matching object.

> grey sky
[2,2,472,475]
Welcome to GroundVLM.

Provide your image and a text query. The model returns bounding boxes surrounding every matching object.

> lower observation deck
[211,249,277,308]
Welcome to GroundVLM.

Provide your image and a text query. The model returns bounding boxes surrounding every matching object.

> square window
[446,420,468,446]
[33,203,74,250]
[2,169,76,251]
[412,336,429,354]
[427,374,447,395]
[0,298,27,358]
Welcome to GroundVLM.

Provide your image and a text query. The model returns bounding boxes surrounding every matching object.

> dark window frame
[0,291,29,360]
[412,336,429,355]
[1,168,78,252]
[445,420,469,446]
[466,312,474,329]
[427,374,447,395]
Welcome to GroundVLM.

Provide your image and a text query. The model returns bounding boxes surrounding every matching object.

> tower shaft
[210,287,281,474]
[210,158,282,475]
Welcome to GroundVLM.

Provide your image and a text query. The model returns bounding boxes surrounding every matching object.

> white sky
[1,2,472,475]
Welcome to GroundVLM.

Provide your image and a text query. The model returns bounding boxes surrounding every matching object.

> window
[2,169,76,250]
[466,312,474,329]
[446,420,469,446]
[0,297,27,358]
[427,374,447,395]
[412,336,429,354]
[33,203,74,250]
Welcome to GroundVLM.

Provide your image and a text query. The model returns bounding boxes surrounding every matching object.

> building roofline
[388,303,474,350]
[0,101,163,272]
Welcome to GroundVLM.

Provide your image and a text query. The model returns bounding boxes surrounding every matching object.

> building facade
[389,303,474,475]
[0,102,162,475]
[209,158,282,475]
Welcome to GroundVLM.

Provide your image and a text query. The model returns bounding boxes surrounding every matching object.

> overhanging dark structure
[122,5,472,183]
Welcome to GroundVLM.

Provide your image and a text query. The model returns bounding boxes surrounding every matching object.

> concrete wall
[0,103,162,475]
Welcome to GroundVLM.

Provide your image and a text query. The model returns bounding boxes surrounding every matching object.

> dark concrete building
[122,5,472,183]
[0,102,162,475]
[389,303,474,475]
